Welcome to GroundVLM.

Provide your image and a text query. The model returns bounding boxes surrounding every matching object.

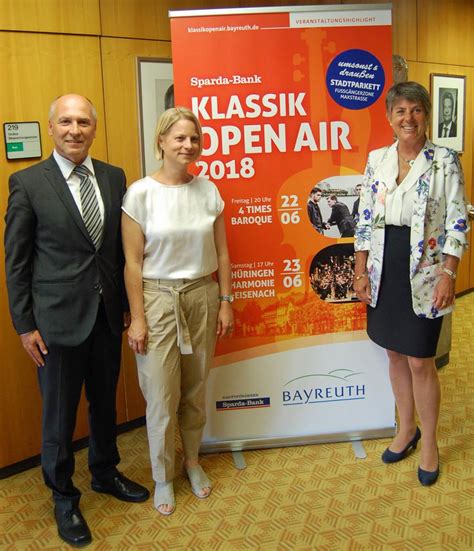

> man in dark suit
[351,183,362,224]
[4,94,149,547]
[438,91,457,138]
[307,186,325,234]
[325,195,355,237]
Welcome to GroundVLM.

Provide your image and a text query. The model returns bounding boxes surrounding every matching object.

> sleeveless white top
[122,175,224,279]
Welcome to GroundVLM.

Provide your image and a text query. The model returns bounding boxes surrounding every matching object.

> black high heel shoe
[381,427,421,464]
[418,447,440,486]
[417,465,440,486]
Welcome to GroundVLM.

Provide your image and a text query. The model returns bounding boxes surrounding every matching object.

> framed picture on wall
[430,73,466,153]
[137,58,174,177]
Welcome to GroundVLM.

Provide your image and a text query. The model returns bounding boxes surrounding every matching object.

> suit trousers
[37,300,122,510]
[136,276,219,483]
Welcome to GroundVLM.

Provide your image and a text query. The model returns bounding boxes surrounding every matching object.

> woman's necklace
[398,149,417,168]
[398,154,416,167]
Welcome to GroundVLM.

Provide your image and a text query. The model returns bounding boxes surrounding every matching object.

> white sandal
[154,481,175,515]
[185,465,212,499]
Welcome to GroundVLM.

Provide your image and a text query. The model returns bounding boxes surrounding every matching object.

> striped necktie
[74,165,103,248]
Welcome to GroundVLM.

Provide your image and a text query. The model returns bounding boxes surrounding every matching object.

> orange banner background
[171,9,393,362]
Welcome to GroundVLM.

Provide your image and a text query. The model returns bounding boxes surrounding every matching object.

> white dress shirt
[384,149,423,227]
[53,150,105,222]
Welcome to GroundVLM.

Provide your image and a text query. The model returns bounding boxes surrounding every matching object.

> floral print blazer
[355,139,469,319]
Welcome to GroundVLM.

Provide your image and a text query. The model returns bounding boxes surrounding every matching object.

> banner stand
[202,426,395,454]
[170,4,396,453]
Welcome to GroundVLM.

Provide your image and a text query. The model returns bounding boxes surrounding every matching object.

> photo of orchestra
[309,244,358,302]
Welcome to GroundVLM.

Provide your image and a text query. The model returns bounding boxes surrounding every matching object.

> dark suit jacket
[307,200,324,233]
[327,202,356,236]
[4,155,128,347]
[438,121,457,138]
[352,198,360,219]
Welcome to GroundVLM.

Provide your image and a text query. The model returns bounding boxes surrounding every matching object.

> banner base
[201,426,396,454]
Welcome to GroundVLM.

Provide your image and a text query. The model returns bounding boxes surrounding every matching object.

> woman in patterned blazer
[353,82,469,486]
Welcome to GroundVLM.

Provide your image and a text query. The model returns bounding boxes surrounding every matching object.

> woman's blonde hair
[154,106,203,161]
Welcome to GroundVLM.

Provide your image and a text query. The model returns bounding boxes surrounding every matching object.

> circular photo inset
[306,175,362,238]
[310,243,358,303]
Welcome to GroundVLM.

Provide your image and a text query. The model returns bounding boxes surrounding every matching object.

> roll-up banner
[170,4,395,451]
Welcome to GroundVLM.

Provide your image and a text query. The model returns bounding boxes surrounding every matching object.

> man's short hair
[310,187,322,195]
[49,94,97,121]
[329,194,337,201]
[441,91,455,112]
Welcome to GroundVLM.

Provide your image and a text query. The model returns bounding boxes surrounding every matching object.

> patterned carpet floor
[0,293,473,550]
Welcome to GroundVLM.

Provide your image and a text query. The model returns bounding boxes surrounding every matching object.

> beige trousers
[136,276,219,483]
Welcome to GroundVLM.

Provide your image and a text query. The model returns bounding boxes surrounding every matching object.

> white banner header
[290,9,391,28]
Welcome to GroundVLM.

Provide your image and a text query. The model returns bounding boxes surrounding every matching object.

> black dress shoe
[91,473,150,502]
[54,506,92,548]
[381,426,421,464]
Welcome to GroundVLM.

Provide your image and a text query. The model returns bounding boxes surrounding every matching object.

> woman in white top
[353,82,468,487]
[122,107,233,515]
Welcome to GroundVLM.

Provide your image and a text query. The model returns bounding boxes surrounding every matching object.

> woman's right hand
[353,274,372,305]
[127,318,148,355]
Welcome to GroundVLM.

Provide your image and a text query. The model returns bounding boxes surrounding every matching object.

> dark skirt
[367,225,442,358]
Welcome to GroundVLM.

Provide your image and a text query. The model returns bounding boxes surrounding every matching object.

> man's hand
[20,330,48,367]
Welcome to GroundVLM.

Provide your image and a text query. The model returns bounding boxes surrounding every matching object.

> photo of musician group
[309,244,358,303]
[306,175,363,238]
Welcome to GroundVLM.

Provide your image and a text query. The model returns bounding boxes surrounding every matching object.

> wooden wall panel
[100,0,236,40]
[240,0,340,6]
[392,0,417,60]
[418,0,474,66]
[100,0,397,42]
[0,32,118,468]
[0,0,100,35]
